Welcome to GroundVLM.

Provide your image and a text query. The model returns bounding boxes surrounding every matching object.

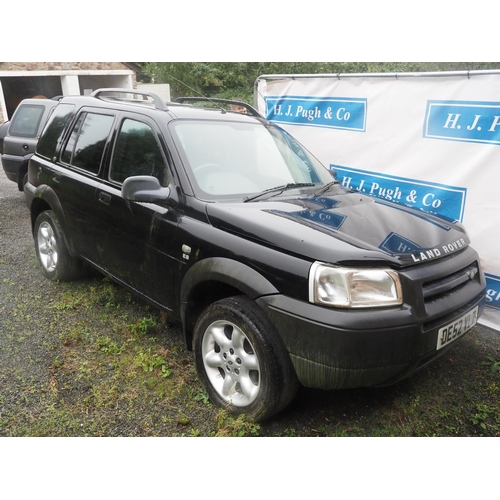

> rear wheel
[34,210,85,281]
[194,296,298,421]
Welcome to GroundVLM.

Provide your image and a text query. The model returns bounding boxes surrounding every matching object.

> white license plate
[436,306,478,350]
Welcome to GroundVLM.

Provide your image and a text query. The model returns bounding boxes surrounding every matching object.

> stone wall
[0,62,135,72]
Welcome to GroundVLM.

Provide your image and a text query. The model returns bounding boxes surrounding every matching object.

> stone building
[0,62,141,123]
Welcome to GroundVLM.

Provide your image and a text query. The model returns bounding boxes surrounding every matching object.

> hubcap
[37,221,58,272]
[201,320,260,407]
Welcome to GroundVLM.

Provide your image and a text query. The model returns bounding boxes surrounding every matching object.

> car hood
[205,192,470,267]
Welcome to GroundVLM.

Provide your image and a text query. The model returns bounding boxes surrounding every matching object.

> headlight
[309,262,403,308]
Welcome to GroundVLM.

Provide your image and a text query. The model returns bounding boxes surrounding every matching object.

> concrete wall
[0,62,138,122]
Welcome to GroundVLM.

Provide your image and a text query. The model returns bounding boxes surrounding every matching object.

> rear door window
[61,112,115,175]
[9,104,44,137]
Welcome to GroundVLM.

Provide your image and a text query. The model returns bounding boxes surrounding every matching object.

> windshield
[169,120,333,200]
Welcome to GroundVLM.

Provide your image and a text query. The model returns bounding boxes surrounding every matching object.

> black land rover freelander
[24,89,486,421]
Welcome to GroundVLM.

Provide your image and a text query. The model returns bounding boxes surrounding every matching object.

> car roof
[57,89,264,124]
[15,97,61,109]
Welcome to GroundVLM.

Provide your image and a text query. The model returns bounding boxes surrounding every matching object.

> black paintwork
[24,89,487,390]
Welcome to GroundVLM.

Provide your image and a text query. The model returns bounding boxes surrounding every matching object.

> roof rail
[174,97,261,117]
[90,88,169,111]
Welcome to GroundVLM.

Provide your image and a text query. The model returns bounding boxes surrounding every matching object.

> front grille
[399,247,485,328]
[422,262,480,303]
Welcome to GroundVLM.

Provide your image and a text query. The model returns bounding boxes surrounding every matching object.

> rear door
[52,108,116,263]
[2,100,57,184]
[4,99,58,153]
[5,101,45,156]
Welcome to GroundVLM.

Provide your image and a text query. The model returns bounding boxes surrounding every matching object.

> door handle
[98,192,111,205]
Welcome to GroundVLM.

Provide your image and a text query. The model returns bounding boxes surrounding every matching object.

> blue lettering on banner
[265,96,367,131]
[485,274,500,310]
[424,100,500,145]
[331,165,467,222]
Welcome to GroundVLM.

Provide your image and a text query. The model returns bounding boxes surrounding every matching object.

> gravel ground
[1,164,500,438]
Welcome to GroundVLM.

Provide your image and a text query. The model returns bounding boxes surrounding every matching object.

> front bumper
[257,291,485,390]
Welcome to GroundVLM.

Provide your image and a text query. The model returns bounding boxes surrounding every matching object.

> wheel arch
[29,186,75,255]
[16,158,30,191]
[180,257,279,350]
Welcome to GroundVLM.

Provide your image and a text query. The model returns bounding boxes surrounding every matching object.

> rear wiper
[243,183,315,203]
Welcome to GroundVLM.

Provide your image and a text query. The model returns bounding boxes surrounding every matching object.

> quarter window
[110,119,168,185]
[61,112,114,174]
[36,104,75,160]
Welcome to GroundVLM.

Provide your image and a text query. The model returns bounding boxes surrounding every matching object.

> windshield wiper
[314,180,339,196]
[243,183,315,203]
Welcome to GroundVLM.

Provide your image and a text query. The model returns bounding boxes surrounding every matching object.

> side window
[9,104,44,137]
[61,112,114,175]
[36,104,75,159]
[110,118,168,185]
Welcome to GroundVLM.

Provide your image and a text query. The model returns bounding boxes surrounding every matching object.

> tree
[138,62,500,103]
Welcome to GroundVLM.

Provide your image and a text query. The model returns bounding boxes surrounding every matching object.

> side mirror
[121,175,171,203]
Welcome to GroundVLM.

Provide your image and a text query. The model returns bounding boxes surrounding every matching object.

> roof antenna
[167,74,226,113]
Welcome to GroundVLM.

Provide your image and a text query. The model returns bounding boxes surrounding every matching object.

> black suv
[24,89,486,421]
[1,97,60,190]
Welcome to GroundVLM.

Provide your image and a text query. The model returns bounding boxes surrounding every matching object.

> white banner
[255,70,500,331]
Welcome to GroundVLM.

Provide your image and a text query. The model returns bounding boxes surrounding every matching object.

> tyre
[194,296,298,421]
[18,171,28,191]
[19,171,28,192]
[34,210,85,281]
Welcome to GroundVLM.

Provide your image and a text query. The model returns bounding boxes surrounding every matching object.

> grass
[1,272,499,437]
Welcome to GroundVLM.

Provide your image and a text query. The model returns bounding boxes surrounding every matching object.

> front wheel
[194,296,298,421]
[34,210,85,281]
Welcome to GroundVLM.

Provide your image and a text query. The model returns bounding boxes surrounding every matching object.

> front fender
[181,257,279,304]
[180,257,279,348]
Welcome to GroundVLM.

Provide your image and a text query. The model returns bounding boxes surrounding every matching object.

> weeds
[135,348,172,378]
[2,255,500,437]
[482,355,500,373]
[471,403,500,433]
[193,391,211,406]
[214,411,261,437]
[129,317,157,338]
[94,335,123,355]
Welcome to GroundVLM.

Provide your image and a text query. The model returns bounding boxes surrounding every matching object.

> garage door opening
[1,76,63,118]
